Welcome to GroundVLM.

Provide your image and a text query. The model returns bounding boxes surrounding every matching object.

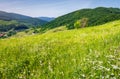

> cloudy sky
[0,0,120,17]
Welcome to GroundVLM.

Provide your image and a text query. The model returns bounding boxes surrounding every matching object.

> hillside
[0,20,120,79]
[0,11,47,26]
[0,11,48,37]
[43,7,120,30]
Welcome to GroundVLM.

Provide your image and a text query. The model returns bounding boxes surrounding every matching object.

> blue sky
[0,0,120,17]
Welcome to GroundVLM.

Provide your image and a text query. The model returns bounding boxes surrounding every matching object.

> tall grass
[0,20,120,79]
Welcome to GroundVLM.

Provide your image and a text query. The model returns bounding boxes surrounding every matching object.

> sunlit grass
[0,20,120,79]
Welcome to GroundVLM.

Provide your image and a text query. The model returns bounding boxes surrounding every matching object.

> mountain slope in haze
[0,11,47,26]
[38,17,55,22]
[43,7,120,30]
[0,20,120,79]
[0,11,48,35]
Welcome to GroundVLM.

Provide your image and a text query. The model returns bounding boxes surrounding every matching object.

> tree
[66,24,74,29]
[7,30,16,36]
[74,20,81,29]
[74,18,88,29]
[81,18,88,28]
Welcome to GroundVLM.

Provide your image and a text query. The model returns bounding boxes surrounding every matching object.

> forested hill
[0,11,48,33]
[43,7,120,30]
[0,11,47,26]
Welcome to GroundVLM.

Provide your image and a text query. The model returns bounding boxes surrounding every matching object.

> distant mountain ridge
[43,7,120,30]
[38,17,55,22]
[0,11,47,26]
[0,11,48,33]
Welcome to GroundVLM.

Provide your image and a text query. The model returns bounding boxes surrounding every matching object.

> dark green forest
[43,7,120,30]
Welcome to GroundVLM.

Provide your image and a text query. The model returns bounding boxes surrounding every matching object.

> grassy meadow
[0,20,120,79]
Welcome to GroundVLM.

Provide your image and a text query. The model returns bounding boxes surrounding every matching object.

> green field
[0,20,120,79]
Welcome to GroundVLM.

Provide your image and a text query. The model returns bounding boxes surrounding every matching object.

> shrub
[14,24,28,31]
[33,29,39,33]
[66,24,74,29]
[74,18,88,29]
[74,20,81,29]
[7,30,16,36]
[81,18,88,28]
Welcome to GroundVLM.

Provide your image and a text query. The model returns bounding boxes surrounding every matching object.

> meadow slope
[0,20,120,79]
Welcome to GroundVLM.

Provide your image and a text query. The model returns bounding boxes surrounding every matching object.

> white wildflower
[106,75,110,78]
[111,65,119,70]
[48,65,53,72]
[110,77,116,79]
[102,76,105,79]
[98,61,103,64]
[107,61,111,64]
[117,58,120,61]
[81,74,86,78]
[105,68,110,71]
[110,73,115,77]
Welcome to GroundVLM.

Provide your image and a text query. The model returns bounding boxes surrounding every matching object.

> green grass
[0,20,120,79]
[46,26,67,33]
